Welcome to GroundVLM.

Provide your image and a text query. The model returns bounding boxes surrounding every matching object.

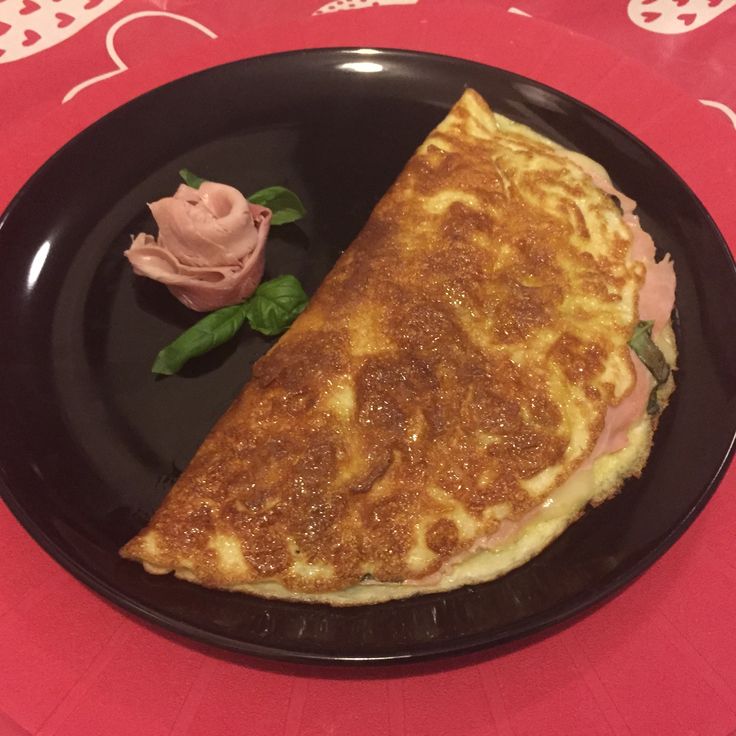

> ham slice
[586,351,652,464]
[580,166,676,459]
[586,172,676,337]
[125,182,272,312]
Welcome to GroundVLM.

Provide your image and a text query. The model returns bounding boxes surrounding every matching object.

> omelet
[121,90,677,605]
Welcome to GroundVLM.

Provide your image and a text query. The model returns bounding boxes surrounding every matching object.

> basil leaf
[628,320,670,384]
[242,274,308,336]
[152,304,249,375]
[647,387,660,416]
[629,320,671,415]
[179,168,205,189]
[247,186,306,225]
[151,276,309,374]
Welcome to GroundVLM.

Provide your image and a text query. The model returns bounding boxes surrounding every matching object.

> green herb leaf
[152,304,249,375]
[247,186,307,225]
[629,320,671,415]
[646,387,660,416]
[242,274,308,336]
[628,320,670,383]
[151,275,308,375]
[179,168,205,189]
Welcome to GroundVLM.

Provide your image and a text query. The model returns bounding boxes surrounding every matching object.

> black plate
[1,48,735,664]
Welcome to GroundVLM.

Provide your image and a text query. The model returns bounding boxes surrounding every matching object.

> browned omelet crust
[121,90,657,599]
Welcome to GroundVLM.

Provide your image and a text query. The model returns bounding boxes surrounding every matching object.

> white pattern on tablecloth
[627,0,736,34]
[0,0,124,63]
[313,0,418,16]
[61,10,217,103]
[700,99,736,129]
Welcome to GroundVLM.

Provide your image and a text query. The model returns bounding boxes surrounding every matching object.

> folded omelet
[121,90,677,605]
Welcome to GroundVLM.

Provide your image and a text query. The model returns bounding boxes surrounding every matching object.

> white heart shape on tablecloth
[62,11,217,103]
[627,0,736,34]
[0,0,124,63]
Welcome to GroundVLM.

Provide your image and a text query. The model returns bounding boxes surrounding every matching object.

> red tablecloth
[2,1,735,734]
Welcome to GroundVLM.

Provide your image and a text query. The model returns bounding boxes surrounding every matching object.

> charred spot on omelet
[121,90,648,599]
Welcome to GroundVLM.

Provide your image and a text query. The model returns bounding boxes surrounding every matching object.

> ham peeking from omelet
[125,181,272,311]
[121,90,677,606]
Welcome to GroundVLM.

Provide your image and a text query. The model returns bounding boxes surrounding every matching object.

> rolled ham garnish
[125,182,272,312]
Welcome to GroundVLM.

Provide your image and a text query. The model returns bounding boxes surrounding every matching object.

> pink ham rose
[124,181,272,312]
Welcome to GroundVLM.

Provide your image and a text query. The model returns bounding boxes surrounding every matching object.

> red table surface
[1,2,736,735]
